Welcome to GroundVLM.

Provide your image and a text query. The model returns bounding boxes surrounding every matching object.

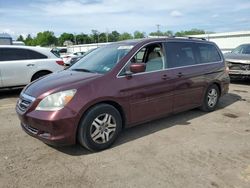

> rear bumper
[220,76,230,96]
[16,106,80,146]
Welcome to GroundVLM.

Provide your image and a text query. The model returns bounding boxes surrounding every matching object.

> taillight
[225,66,230,74]
[56,60,64,66]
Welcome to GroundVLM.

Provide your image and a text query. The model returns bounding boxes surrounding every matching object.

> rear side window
[165,42,196,68]
[0,48,47,61]
[27,50,47,59]
[196,43,221,63]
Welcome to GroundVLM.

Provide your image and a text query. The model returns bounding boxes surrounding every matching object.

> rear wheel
[77,104,122,151]
[200,84,220,112]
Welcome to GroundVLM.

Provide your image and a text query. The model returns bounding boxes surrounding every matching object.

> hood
[24,70,101,98]
[224,52,250,64]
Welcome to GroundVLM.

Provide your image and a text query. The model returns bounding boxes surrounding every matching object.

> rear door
[165,41,205,113]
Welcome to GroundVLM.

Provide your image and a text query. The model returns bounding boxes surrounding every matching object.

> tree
[24,34,34,46]
[149,30,173,37]
[76,33,92,44]
[58,32,74,46]
[108,31,120,42]
[17,35,24,41]
[134,31,145,39]
[175,29,205,37]
[119,32,133,41]
[98,32,107,43]
[34,31,57,46]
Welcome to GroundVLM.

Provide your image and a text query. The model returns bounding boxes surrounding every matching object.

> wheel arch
[31,70,52,82]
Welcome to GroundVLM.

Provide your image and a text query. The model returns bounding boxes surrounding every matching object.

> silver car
[224,44,250,79]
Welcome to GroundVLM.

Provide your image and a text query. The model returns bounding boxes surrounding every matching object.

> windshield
[232,44,250,54]
[69,44,134,74]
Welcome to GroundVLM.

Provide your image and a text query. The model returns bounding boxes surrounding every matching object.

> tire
[77,104,122,151]
[200,84,220,112]
[31,71,51,82]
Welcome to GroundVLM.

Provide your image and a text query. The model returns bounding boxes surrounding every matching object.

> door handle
[177,72,183,78]
[27,64,34,67]
[162,74,168,80]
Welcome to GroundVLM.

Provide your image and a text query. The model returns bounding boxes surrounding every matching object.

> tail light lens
[56,60,64,66]
[225,66,230,74]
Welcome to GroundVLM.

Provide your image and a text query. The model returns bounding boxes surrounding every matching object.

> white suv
[0,45,64,88]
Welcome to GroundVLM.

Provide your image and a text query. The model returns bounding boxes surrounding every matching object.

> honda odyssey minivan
[16,38,230,151]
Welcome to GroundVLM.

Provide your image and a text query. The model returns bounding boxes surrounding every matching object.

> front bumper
[229,70,250,75]
[16,101,80,146]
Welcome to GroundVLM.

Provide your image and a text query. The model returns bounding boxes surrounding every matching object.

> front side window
[0,48,28,61]
[120,43,165,75]
[196,43,221,64]
[70,44,134,74]
[165,42,196,68]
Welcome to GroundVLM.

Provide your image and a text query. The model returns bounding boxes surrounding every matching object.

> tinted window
[196,43,221,63]
[0,48,28,61]
[165,42,196,68]
[232,44,250,54]
[0,48,47,61]
[27,50,47,59]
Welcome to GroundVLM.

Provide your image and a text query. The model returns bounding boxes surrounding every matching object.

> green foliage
[17,35,24,41]
[35,31,57,46]
[175,29,205,37]
[119,32,133,41]
[58,33,74,46]
[134,31,145,39]
[22,28,208,47]
[108,31,120,42]
[24,34,34,46]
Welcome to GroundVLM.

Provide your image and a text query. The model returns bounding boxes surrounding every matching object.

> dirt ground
[0,81,250,188]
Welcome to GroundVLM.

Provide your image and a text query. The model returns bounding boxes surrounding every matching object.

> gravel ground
[0,81,250,188]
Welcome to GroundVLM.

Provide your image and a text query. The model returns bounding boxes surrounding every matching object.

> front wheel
[200,84,220,112]
[77,104,122,151]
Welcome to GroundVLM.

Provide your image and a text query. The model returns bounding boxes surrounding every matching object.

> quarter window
[196,43,221,63]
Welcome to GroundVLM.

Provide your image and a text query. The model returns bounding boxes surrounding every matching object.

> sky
[0,0,250,39]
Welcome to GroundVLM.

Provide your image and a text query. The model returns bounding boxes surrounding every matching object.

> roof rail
[187,36,206,41]
[169,36,206,41]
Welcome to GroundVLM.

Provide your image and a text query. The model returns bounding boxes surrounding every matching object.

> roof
[0,45,57,58]
[108,37,211,47]
[0,33,12,38]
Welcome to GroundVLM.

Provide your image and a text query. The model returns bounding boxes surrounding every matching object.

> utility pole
[106,29,109,43]
[156,24,160,37]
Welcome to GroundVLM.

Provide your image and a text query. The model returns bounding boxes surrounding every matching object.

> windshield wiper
[71,68,94,73]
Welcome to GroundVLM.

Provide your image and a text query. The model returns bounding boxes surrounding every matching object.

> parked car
[0,45,64,88]
[64,48,98,67]
[16,38,230,151]
[224,44,250,79]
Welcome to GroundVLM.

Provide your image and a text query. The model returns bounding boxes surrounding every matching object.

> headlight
[36,89,77,111]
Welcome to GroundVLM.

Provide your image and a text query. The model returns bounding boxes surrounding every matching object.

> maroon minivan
[16,38,230,151]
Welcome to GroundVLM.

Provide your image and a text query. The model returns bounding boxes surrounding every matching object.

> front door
[117,42,175,125]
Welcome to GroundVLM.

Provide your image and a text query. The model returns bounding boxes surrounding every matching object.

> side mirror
[130,63,146,74]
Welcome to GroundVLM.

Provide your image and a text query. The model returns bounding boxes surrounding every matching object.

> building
[0,33,12,45]
[190,31,250,53]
